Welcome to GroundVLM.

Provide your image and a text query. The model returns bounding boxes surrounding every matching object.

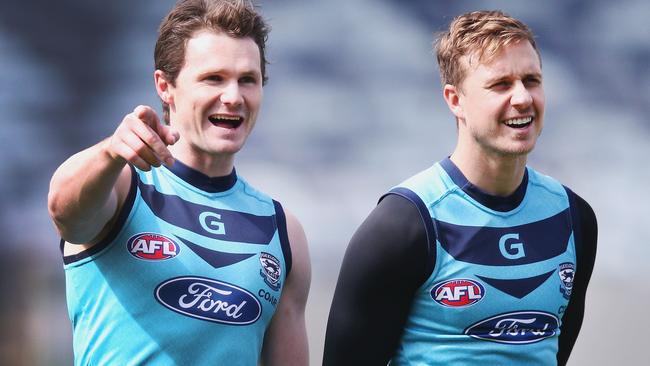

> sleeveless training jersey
[62,162,291,366]
[388,158,576,366]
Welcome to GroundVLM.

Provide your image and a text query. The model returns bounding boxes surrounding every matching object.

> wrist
[100,137,128,169]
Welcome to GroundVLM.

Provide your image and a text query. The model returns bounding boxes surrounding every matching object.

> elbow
[47,182,69,224]
[47,184,109,244]
[47,205,81,243]
[47,188,63,224]
[47,186,79,241]
[47,190,68,238]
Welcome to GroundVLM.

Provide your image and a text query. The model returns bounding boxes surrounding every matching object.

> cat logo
[259,252,282,291]
[558,262,575,299]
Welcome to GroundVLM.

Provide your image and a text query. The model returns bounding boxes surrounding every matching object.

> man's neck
[169,144,235,178]
[449,148,528,197]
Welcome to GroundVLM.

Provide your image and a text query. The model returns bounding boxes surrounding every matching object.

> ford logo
[464,311,559,344]
[155,276,261,325]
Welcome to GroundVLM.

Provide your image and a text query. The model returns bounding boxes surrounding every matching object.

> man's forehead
[185,30,258,56]
[461,42,541,77]
[182,31,261,71]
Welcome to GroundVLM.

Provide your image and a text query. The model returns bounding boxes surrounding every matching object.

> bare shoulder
[282,208,311,296]
[284,208,311,289]
[261,207,311,365]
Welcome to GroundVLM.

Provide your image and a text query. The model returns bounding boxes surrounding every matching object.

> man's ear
[154,70,173,106]
[443,84,464,121]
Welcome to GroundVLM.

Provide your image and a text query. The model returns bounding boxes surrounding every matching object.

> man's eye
[491,81,510,89]
[240,76,257,84]
[524,78,541,86]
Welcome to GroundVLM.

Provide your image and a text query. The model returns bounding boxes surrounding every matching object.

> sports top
[62,161,291,365]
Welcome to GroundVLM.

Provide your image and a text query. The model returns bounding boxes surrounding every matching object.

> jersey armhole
[380,187,437,280]
[563,186,583,268]
[61,164,139,265]
[272,199,292,277]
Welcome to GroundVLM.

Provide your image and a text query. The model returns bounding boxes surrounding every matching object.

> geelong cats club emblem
[558,262,575,300]
[259,252,281,291]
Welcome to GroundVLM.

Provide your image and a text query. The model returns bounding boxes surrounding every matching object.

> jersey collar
[440,157,528,212]
[167,159,238,193]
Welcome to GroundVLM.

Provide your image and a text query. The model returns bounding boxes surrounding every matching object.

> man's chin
[207,142,245,156]
[503,144,536,157]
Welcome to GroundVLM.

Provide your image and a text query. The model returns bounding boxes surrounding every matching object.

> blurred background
[1,0,648,364]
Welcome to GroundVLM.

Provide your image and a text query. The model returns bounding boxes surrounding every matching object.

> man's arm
[48,105,178,244]
[261,208,311,366]
[557,191,598,365]
[323,194,431,366]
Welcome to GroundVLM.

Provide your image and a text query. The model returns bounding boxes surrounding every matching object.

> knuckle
[115,125,130,139]
[144,134,160,146]
[123,151,138,163]
[133,143,148,155]
[122,115,138,129]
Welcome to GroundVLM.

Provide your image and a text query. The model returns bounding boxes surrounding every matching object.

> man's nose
[510,81,533,110]
[220,81,243,106]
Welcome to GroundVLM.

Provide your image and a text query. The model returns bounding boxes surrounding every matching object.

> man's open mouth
[208,114,243,129]
[503,116,533,129]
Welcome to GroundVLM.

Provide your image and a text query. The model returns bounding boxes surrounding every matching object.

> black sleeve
[323,194,432,366]
[557,189,598,366]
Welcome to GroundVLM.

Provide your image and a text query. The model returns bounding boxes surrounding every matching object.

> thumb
[159,124,180,146]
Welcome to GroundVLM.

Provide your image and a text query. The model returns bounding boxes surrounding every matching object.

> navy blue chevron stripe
[476,270,555,299]
[177,236,256,268]
[138,181,276,244]
[436,209,571,266]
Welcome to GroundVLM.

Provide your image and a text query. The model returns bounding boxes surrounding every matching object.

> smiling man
[324,10,597,366]
[47,1,310,365]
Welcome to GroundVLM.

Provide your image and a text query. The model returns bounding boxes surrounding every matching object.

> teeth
[210,114,241,121]
[504,117,532,126]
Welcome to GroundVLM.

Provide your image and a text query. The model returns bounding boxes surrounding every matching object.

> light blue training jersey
[62,162,291,365]
[389,158,576,365]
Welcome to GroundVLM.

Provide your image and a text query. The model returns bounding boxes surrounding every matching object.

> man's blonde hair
[434,10,539,88]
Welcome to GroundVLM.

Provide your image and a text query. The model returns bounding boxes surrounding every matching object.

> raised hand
[107,105,180,171]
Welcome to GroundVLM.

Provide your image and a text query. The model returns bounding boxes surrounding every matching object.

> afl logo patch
[259,252,281,291]
[127,233,180,261]
[558,262,575,299]
[431,278,485,307]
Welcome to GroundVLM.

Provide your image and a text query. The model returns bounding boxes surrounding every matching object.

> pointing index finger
[133,105,161,130]
[130,107,176,166]
[134,122,176,167]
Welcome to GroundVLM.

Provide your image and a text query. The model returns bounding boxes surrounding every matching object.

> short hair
[154,0,270,123]
[434,10,539,88]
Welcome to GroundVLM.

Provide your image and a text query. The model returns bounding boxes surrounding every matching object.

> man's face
[164,30,263,159]
[453,40,545,158]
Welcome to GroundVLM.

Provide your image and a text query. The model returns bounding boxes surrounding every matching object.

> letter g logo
[498,233,526,259]
[199,211,226,235]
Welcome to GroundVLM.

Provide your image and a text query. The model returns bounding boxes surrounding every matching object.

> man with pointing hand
[47,1,310,365]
